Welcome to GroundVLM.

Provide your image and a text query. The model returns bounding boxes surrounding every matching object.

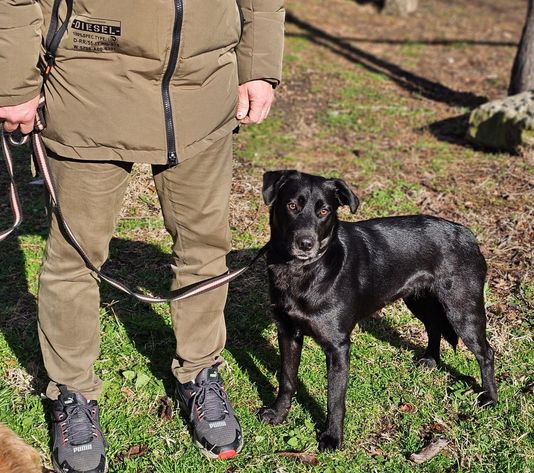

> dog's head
[263,170,359,261]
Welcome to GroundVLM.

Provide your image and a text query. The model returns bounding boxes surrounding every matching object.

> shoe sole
[194,436,243,460]
[177,392,243,460]
[53,457,109,473]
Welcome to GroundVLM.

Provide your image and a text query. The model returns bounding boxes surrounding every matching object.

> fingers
[241,97,265,124]
[237,80,275,125]
[2,120,19,133]
[260,102,272,123]
[19,117,35,134]
[236,86,250,121]
[0,95,40,135]
[2,117,33,135]
[239,96,272,125]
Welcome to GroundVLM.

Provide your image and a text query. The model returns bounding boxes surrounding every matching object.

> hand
[236,80,274,125]
[0,95,40,134]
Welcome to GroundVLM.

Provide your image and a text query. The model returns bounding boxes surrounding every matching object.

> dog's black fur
[258,170,497,451]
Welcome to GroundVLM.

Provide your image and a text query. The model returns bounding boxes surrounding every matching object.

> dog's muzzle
[291,232,320,260]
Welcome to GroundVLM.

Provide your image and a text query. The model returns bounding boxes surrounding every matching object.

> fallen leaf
[122,370,136,381]
[116,444,148,462]
[159,396,173,421]
[426,422,446,433]
[135,372,151,390]
[399,402,417,414]
[364,445,385,457]
[120,386,135,399]
[276,451,320,466]
[409,438,449,464]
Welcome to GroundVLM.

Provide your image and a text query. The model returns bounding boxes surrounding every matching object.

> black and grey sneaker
[51,386,107,473]
[175,365,243,459]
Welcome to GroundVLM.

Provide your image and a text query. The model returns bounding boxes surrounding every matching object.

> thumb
[236,86,249,120]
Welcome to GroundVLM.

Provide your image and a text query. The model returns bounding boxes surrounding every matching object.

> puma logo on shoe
[73,444,93,453]
[208,421,227,429]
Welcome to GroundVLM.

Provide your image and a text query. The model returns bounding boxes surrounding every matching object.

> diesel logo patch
[71,16,121,36]
[70,15,121,53]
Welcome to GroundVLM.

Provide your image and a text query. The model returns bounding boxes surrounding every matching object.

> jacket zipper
[162,0,184,167]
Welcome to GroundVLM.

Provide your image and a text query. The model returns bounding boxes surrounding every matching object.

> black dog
[258,170,497,451]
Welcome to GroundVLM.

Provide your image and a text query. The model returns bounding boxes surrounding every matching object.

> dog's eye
[318,208,330,217]
[287,202,297,211]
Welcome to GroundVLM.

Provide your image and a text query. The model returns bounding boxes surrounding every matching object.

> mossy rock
[468,91,534,151]
[382,0,418,16]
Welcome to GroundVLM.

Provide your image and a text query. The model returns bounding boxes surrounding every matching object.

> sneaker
[175,365,243,459]
[51,385,107,473]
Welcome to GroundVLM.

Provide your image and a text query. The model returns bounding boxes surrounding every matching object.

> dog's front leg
[319,342,350,451]
[259,323,303,425]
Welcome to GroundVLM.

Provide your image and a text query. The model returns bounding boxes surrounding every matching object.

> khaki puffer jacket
[0,0,285,164]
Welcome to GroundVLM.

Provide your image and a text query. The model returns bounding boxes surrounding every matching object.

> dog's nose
[297,235,315,251]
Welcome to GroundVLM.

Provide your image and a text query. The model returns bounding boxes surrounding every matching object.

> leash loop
[7,130,30,147]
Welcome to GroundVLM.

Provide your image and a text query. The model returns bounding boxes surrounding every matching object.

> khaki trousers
[38,135,232,400]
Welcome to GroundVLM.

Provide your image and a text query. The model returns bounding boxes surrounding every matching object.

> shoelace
[61,403,97,446]
[193,380,229,422]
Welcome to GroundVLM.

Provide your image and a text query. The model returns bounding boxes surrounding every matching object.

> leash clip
[7,129,30,147]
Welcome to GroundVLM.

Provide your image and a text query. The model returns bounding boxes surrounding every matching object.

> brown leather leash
[0,98,268,303]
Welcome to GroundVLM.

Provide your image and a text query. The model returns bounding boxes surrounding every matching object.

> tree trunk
[509,0,534,95]
[382,0,418,16]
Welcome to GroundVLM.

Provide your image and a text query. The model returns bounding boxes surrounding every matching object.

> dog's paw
[257,407,287,425]
[318,432,341,452]
[477,392,497,408]
[417,356,438,369]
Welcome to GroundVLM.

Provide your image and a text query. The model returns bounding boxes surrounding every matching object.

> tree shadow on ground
[287,33,517,48]
[285,10,487,108]
[354,0,385,10]
[427,112,473,147]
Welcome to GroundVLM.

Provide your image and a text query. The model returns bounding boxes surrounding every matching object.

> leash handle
[1,106,268,303]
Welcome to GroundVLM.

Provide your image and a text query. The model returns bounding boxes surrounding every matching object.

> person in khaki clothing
[0,0,284,470]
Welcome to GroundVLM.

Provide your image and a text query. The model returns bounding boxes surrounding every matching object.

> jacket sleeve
[0,0,43,107]
[236,0,285,86]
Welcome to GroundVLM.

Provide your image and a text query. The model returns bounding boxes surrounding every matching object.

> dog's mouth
[289,235,331,261]
[291,250,318,260]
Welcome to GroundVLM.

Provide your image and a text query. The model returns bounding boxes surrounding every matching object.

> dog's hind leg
[440,290,498,406]
[404,293,456,368]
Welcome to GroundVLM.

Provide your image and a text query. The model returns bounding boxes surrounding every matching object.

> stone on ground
[382,0,418,16]
[468,91,534,151]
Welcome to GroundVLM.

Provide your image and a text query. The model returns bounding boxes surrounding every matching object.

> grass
[1,0,533,471]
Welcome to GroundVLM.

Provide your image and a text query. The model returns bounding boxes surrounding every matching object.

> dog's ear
[332,179,359,213]
[262,170,297,205]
